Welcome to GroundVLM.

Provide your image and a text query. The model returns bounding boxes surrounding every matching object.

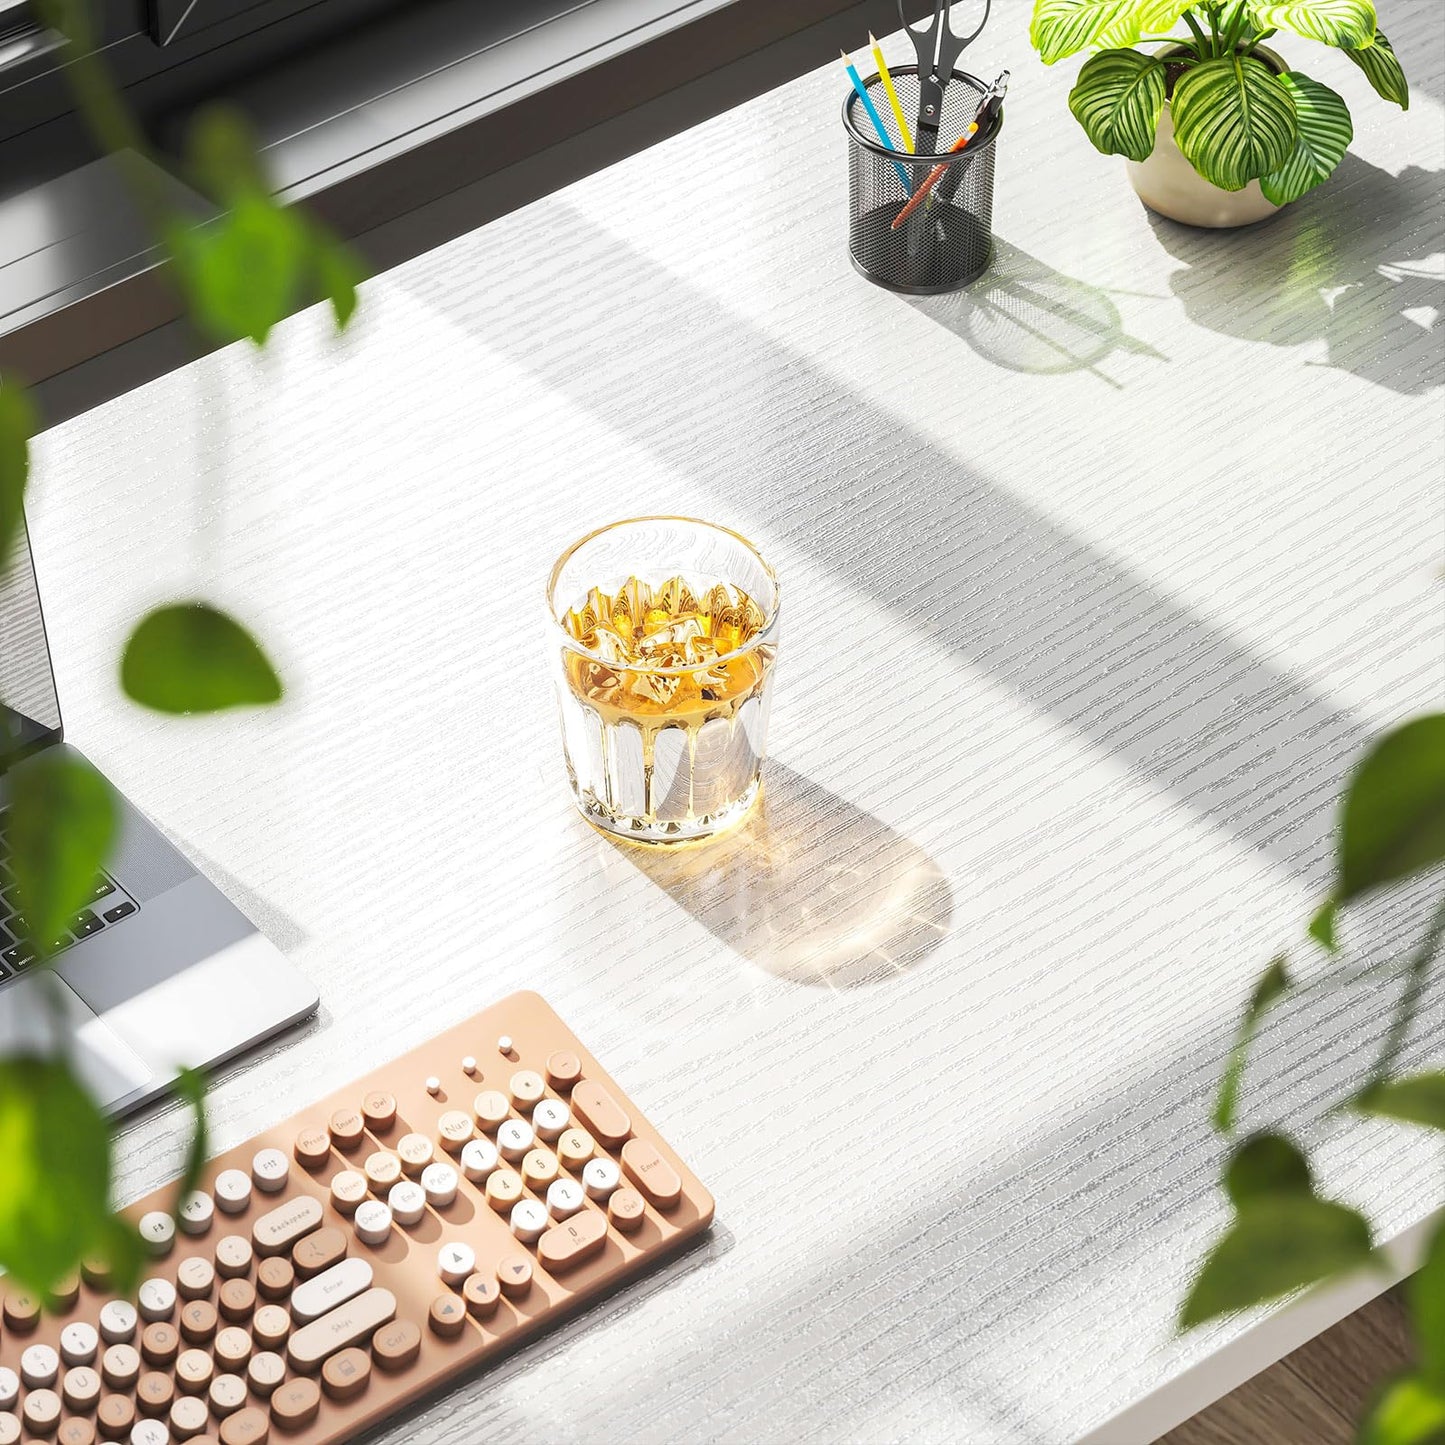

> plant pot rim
[1149,39,1287,77]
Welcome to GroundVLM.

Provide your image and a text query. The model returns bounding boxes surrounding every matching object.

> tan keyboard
[0,992,714,1444]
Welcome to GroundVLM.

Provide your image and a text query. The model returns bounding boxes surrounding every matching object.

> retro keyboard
[0,993,714,1444]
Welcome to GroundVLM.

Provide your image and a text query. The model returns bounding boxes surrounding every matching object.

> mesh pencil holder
[843,66,1001,294]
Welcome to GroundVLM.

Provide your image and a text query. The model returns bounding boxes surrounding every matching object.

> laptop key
[2,941,35,970]
[91,876,115,900]
[0,922,11,949]
[103,901,138,925]
[71,910,105,939]
[46,932,73,954]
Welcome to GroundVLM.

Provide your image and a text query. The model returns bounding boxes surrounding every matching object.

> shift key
[287,1287,397,1371]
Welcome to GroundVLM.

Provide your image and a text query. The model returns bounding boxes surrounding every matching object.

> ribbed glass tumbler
[547,517,781,844]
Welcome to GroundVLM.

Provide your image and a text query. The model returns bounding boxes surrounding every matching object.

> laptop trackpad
[0,972,153,1108]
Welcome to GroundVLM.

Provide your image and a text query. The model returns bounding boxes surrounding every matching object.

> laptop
[1,511,318,1113]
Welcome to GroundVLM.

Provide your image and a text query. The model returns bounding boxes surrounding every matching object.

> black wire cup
[843,65,1001,294]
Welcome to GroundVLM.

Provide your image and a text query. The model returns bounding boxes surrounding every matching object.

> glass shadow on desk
[1148,157,1443,396]
[901,239,1167,385]
[623,762,953,989]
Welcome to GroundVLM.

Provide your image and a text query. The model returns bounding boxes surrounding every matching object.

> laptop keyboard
[0,809,140,983]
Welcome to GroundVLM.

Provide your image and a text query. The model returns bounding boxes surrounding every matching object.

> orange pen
[891,70,1008,231]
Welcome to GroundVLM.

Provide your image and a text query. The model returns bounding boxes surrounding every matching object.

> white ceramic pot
[1126,46,1285,229]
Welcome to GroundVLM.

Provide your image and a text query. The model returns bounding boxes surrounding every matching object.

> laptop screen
[1,518,62,767]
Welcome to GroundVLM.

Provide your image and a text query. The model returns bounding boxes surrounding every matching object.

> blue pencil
[842,51,913,194]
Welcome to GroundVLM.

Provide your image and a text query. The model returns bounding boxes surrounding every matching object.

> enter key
[620,1137,681,1211]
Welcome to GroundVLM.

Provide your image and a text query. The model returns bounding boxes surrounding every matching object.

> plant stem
[1372,893,1445,1084]
[1183,9,1212,58]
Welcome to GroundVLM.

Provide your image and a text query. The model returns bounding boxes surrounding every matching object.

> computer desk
[26,18,1445,1443]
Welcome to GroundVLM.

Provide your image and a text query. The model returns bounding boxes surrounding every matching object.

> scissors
[898,0,991,156]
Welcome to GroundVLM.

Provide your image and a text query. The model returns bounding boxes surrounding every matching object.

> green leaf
[165,194,307,346]
[1213,955,1290,1131]
[8,752,118,946]
[1225,1131,1313,1207]
[1310,899,1338,951]
[1360,1373,1445,1445]
[1171,54,1298,191]
[0,374,36,571]
[1356,1073,1445,1131]
[1335,714,1445,908]
[1410,1216,1445,1384]
[1069,50,1168,161]
[0,1057,115,1295]
[1179,1196,1373,1328]
[186,103,267,204]
[1345,29,1409,109]
[313,233,366,330]
[172,1066,210,1209]
[121,603,283,714]
[1259,72,1353,205]
[1029,0,1147,64]
[1247,0,1377,50]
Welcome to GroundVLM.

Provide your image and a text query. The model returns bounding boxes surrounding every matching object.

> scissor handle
[897,0,992,81]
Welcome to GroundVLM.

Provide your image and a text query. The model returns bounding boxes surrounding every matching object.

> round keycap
[268,1377,319,1431]
[353,1199,392,1247]
[462,1273,499,1320]
[23,1388,61,1434]
[212,1170,252,1215]
[0,1413,15,1445]
[472,1090,509,1131]
[176,1349,214,1394]
[428,1294,466,1339]
[387,1181,426,1226]
[292,1228,346,1280]
[425,1075,441,1096]
[363,1151,402,1191]
[177,1257,215,1301]
[180,1299,218,1345]
[50,1274,81,1308]
[2,1290,39,1332]
[214,1328,251,1372]
[99,1300,138,1344]
[59,1418,96,1445]
[496,1035,513,1055]
[97,1394,136,1439]
[371,1319,421,1373]
[532,1098,570,1140]
[547,1177,585,1219]
[436,1241,475,1287]
[496,1118,534,1161]
[251,1306,291,1352]
[256,1258,295,1302]
[140,1322,179,1367]
[436,1111,472,1152]
[62,1364,102,1412]
[421,1162,459,1209]
[136,1370,174,1416]
[509,1198,548,1244]
[138,1277,176,1322]
[583,1155,621,1200]
[521,1148,559,1189]
[293,1126,331,1171]
[131,1419,170,1445]
[217,1279,254,1323]
[178,1191,215,1237]
[214,1236,252,1280]
[208,1374,247,1419]
[459,1138,499,1183]
[608,1186,646,1233]
[496,1254,533,1299]
[396,1132,433,1174]
[81,1257,113,1288]
[250,1149,289,1194]
[138,1212,176,1257]
[61,1321,100,1366]
[557,1128,595,1171]
[508,1070,545,1108]
[101,1344,141,1390]
[360,1091,397,1132]
[219,1406,271,1445]
[544,1050,582,1091]
[328,1106,365,1151]
[169,1396,209,1440]
[484,1169,523,1212]
[0,1367,14,1410]
[328,1170,367,1217]
[320,1347,370,1403]
[246,1352,284,1399]
[21,1343,60,1388]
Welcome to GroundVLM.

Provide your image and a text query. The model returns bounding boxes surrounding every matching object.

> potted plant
[1029,0,1410,227]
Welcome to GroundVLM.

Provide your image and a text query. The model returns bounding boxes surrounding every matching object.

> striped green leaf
[1345,29,1409,109]
[1260,72,1352,204]
[1069,49,1167,161]
[1171,54,1298,190]
[1030,0,1147,64]
[1246,0,1377,49]
[1135,0,1194,30]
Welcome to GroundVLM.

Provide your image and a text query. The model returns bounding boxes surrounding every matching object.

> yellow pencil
[870,33,914,153]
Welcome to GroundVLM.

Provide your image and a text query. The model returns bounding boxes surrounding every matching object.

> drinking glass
[547,517,781,844]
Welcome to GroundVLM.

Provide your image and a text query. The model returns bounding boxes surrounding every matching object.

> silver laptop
[1,512,318,1113]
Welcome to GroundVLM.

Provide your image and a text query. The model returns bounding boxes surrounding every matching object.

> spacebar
[287,1287,397,1370]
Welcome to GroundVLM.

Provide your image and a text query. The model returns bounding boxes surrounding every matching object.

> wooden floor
[1161,1291,1415,1444]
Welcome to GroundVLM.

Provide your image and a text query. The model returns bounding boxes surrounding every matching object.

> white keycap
[138,1277,177,1322]
[497,1035,512,1053]
[20,1343,58,1389]
[388,1181,426,1226]
[131,1419,170,1445]
[60,1321,99,1366]
[178,1190,214,1235]
[460,1138,499,1183]
[289,1258,374,1324]
[546,1178,585,1219]
[0,1366,18,1410]
[532,1099,570,1141]
[582,1156,621,1200]
[462,1056,478,1075]
[99,1299,138,1343]
[354,1199,393,1246]
[213,1169,252,1214]
[425,1076,441,1095]
[437,1242,476,1286]
[509,1199,548,1244]
[251,1147,290,1193]
[421,1162,459,1209]
[138,1211,176,1257]
[497,1119,534,1161]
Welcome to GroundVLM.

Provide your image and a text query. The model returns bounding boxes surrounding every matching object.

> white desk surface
[29,10,1445,1442]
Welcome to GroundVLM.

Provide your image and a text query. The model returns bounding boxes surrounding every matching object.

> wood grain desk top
[27,13,1445,1442]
